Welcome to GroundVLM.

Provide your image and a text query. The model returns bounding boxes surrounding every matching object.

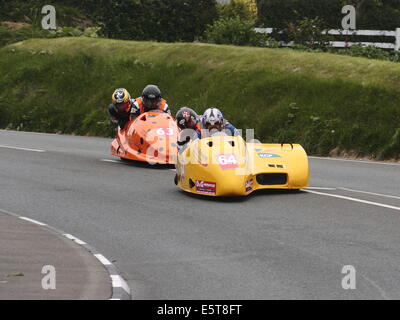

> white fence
[255,28,400,51]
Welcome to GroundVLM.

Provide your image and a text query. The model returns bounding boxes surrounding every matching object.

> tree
[92,0,219,42]
[255,0,400,30]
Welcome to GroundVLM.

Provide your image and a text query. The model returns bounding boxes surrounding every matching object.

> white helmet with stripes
[201,108,224,131]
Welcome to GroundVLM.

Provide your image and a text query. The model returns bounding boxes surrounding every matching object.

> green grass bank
[0,37,399,159]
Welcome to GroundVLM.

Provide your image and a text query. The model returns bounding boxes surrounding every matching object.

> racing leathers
[130,97,171,119]
[108,99,134,130]
[199,120,239,138]
[178,119,239,152]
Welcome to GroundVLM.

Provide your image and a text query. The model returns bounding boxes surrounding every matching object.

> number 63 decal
[156,127,174,136]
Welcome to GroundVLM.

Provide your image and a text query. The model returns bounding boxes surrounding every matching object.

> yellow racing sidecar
[174,135,309,197]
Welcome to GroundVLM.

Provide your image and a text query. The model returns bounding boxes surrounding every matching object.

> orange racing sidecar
[111,110,179,165]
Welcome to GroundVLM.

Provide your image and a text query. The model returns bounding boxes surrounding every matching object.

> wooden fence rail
[255,28,400,51]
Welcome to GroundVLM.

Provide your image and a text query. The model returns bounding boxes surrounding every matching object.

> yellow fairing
[175,136,309,197]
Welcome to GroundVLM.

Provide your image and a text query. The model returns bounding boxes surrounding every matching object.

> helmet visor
[178,119,196,130]
[144,98,161,110]
[206,121,223,131]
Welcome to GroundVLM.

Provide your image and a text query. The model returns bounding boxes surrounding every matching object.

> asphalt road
[0,129,399,300]
[0,213,110,300]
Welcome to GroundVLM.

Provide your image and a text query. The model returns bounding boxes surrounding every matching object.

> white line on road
[303,189,400,212]
[101,158,176,170]
[306,187,337,190]
[339,187,400,201]
[111,275,131,294]
[0,144,46,153]
[100,159,120,164]
[63,234,87,245]
[0,208,130,299]
[94,254,112,266]
[0,208,21,217]
[0,129,58,136]
[309,156,400,166]
[19,216,47,226]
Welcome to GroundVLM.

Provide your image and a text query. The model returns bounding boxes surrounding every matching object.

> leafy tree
[1,0,219,42]
[287,17,331,49]
[218,0,257,22]
[205,16,264,46]
[0,0,92,27]
[90,0,218,42]
[255,0,400,30]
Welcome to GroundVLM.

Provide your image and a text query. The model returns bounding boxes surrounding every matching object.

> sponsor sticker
[196,180,217,195]
[263,148,278,152]
[258,153,281,159]
[245,179,254,193]
[217,154,238,170]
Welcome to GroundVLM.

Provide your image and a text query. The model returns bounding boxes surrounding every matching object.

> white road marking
[306,187,337,190]
[63,234,87,245]
[100,159,120,164]
[303,189,400,212]
[0,144,46,153]
[1,208,130,299]
[110,275,130,294]
[94,254,112,266]
[0,208,20,216]
[101,158,176,169]
[309,156,400,166]
[19,216,47,226]
[339,187,400,201]
[0,129,58,136]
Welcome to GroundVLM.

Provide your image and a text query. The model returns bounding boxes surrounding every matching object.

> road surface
[0,130,399,299]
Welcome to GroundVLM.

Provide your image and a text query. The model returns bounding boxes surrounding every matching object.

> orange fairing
[111,111,179,164]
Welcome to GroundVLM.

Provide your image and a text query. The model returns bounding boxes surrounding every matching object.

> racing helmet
[112,88,132,112]
[176,107,199,130]
[201,108,224,131]
[142,85,162,111]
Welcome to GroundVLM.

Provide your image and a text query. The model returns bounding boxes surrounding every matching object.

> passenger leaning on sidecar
[176,107,202,151]
[176,107,239,151]
[108,88,134,130]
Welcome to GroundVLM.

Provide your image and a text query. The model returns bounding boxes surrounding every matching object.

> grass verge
[0,37,399,159]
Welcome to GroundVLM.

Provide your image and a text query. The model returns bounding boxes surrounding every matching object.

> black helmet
[142,85,162,111]
[176,107,199,130]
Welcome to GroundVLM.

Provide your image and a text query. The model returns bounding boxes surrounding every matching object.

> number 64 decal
[156,127,174,136]
[217,154,238,170]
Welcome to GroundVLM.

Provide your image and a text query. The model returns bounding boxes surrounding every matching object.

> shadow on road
[177,188,306,203]
[119,158,175,170]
